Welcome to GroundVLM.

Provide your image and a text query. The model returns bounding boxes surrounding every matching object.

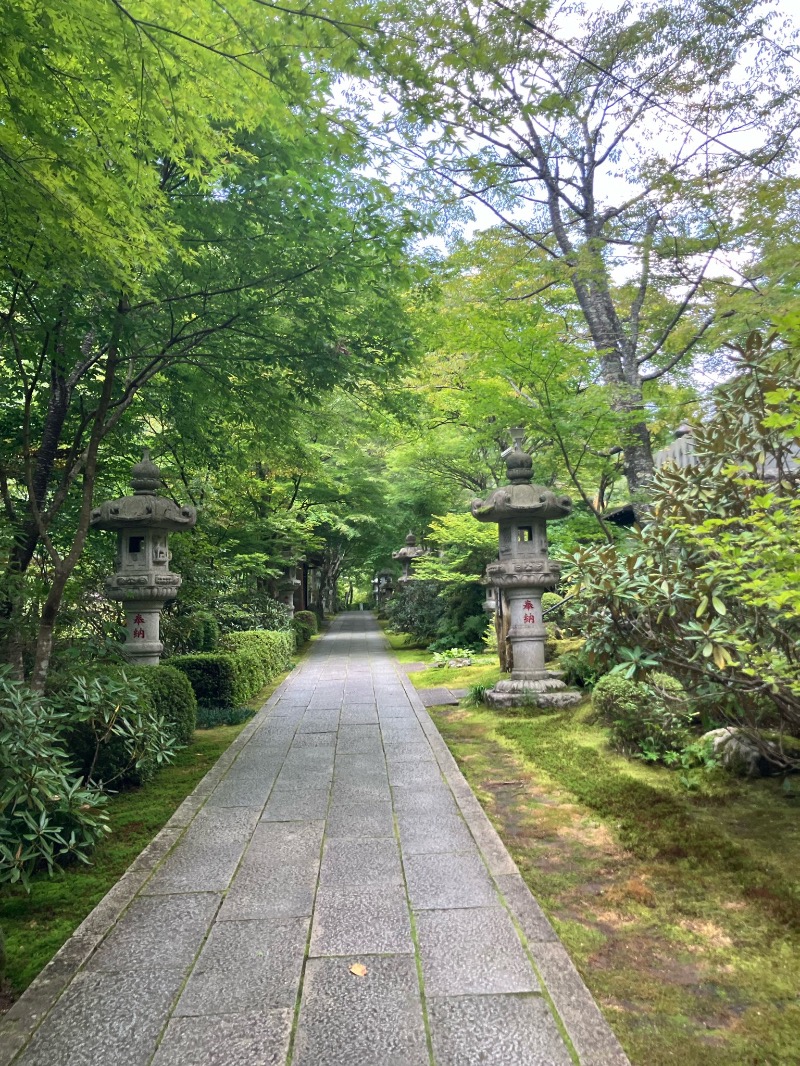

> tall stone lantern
[392,531,426,584]
[471,430,580,709]
[90,450,197,665]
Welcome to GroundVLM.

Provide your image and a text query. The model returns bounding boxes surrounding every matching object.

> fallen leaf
[349,962,368,977]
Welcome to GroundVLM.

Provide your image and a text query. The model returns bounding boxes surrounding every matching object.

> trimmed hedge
[172,630,294,706]
[139,665,197,745]
[293,616,314,647]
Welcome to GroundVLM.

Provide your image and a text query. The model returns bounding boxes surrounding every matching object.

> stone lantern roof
[90,450,197,533]
[392,531,426,563]
[470,438,572,523]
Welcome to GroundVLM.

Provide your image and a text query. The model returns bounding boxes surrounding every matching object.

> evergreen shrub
[593,672,694,761]
[559,646,602,689]
[0,671,109,887]
[295,610,318,634]
[170,653,251,706]
[49,668,177,789]
[138,666,197,745]
[173,630,293,706]
[292,615,314,647]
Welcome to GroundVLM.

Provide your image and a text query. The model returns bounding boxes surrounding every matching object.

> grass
[393,646,800,1065]
[0,656,300,1002]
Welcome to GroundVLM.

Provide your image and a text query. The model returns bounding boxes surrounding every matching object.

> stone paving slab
[0,611,628,1066]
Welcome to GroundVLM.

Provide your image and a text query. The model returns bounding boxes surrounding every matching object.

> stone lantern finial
[392,530,426,584]
[130,449,162,495]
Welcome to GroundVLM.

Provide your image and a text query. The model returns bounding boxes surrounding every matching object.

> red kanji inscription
[523,612,536,624]
[132,627,146,639]
[134,613,145,624]
[523,599,534,610]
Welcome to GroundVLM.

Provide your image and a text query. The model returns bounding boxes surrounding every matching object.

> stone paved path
[1,613,628,1066]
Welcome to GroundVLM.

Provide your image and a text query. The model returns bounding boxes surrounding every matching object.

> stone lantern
[277,561,301,618]
[90,450,196,665]
[392,531,426,584]
[471,429,580,709]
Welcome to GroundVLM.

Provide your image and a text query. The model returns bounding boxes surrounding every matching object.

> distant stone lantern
[392,531,426,584]
[471,428,580,709]
[277,561,301,618]
[90,450,197,665]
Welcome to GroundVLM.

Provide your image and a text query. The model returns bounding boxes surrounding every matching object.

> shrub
[292,616,314,647]
[559,646,602,690]
[0,925,5,978]
[386,580,444,644]
[173,630,293,707]
[295,610,318,635]
[593,671,695,762]
[138,666,197,745]
[54,670,178,789]
[0,671,109,888]
[220,630,294,683]
[216,593,291,634]
[571,332,800,762]
[161,611,220,655]
[170,653,252,706]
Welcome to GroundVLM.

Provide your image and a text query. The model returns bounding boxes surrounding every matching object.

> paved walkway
[1,613,627,1066]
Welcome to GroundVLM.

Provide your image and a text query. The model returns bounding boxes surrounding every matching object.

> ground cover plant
[426,696,800,1065]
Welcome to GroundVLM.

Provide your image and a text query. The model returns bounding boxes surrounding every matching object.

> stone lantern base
[485,674,582,710]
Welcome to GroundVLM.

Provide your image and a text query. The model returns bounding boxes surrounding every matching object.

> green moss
[425,699,800,1065]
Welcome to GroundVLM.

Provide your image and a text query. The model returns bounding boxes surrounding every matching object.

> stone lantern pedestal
[392,531,426,584]
[90,451,196,665]
[471,432,581,710]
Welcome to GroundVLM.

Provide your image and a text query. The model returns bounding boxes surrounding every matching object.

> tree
[374,0,800,503]
[571,332,800,763]
[0,1,417,685]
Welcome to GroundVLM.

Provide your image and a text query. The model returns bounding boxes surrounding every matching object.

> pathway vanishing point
[0,613,628,1066]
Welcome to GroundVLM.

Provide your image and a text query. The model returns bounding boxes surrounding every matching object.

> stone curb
[394,665,630,1066]
[0,672,296,1066]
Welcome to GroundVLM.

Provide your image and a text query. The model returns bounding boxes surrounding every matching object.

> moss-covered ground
[389,632,800,1065]
[0,656,302,1006]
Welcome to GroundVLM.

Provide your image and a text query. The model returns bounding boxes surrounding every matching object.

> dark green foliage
[173,630,293,707]
[0,671,109,888]
[219,630,294,685]
[161,612,219,655]
[559,646,603,690]
[195,703,257,729]
[295,610,318,634]
[169,654,251,707]
[292,616,315,647]
[0,924,5,978]
[217,594,291,634]
[592,672,694,762]
[54,670,177,789]
[138,666,197,745]
[386,581,444,644]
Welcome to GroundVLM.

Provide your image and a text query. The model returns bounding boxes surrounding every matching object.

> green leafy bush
[0,671,109,888]
[161,611,219,655]
[295,610,318,635]
[54,670,178,788]
[170,653,252,706]
[216,593,291,634]
[571,332,800,763]
[173,630,293,707]
[292,616,315,647]
[386,580,444,644]
[138,666,197,745]
[559,646,602,690]
[592,672,695,761]
[220,630,294,683]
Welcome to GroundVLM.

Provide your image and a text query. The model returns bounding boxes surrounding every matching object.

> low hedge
[293,616,315,647]
[172,630,293,706]
[139,665,197,745]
